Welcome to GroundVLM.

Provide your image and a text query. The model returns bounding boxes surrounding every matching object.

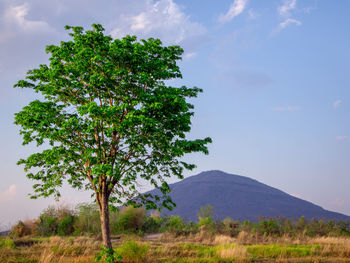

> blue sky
[0,0,349,228]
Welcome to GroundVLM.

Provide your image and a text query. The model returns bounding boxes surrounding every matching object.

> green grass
[116,239,150,263]
[180,243,216,257]
[247,244,321,258]
[0,237,16,249]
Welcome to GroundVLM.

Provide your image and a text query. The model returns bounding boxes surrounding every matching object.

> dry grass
[217,244,248,260]
[213,234,235,245]
[2,234,350,262]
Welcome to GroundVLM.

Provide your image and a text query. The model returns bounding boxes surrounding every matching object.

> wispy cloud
[111,0,206,45]
[272,105,301,112]
[183,52,197,60]
[279,18,302,30]
[247,9,259,20]
[1,3,51,42]
[278,0,297,17]
[218,0,248,23]
[333,100,341,108]
[0,185,17,202]
[336,136,349,141]
[273,0,302,34]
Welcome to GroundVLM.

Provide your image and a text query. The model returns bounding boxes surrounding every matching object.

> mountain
[146,170,350,221]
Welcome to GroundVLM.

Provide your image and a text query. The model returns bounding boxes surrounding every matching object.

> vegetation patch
[115,239,149,263]
[247,244,320,258]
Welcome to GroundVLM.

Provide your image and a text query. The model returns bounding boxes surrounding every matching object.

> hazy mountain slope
[147,170,350,221]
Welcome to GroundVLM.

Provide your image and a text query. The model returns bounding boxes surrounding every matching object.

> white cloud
[278,0,297,17]
[272,105,301,112]
[336,136,349,141]
[273,0,302,34]
[111,0,206,45]
[0,3,52,43]
[333,100,341,108]
[0,185,17,202]
[183,52,197,60]
[247,9,259,20]
[279,18,302,30]
[5,4,49,31]
[218,0,248,23]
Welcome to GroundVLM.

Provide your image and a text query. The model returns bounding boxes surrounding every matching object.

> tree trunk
[98,192,112,249]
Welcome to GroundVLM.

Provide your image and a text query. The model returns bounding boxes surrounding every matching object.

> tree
[14,24,211,251]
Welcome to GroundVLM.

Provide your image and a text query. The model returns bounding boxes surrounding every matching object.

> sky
[1,0,350,229]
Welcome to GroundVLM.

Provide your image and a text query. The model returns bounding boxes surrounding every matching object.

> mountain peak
[147,170,350,221]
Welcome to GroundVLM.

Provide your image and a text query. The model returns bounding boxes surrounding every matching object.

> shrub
[164,216,185,234]
[198,216,215,229]
[197,204,214,219]
[11,221,31,237]
[113,206,145,234]
[296,216,307,233]
[142,215,163,233]
[73,203,101,235]
[38,213,58,236]
[197,205,215,232]
[222,217,240,236]
[116,239,149,263]
[258,217,282,236]
[58,215,74,236]
[0,238,16,249]
[37,205,74,236]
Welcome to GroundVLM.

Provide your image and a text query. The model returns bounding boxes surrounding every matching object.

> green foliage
[197,205,215,231]
[180,243,216,258]
[295,216,307,233]
[197,204,214,219]
[0,238,16,249]
[14,22,211,248]
[162,216,198,235]
[221,217,240,236]
[58,215,74,236]
[95,246,122,263]
[116,239,149,263]
[37,205,75,236]
[247,244,320,258]
[198,216,215,229]
[164,216,186,234]
[38,212,58,236]
[11,221,31,237]
[257,216,283,236]
[113,206,146,234]
[142,213,164,233]
[73,203,101,235]
[14,23,211,210]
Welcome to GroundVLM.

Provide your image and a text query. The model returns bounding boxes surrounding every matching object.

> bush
[258,217,283,236]
[116,239,149,263]
[198,216,215,229]
[113,206,145,234]
[58,216,74,236]
[38,205,74,236]
[73,203,101,235]
[197,205,215,231]
[142,215,163,233]
[11,221,31,237]
[38,212,58,236]
[164,216,186,235]
[0,238,16,249]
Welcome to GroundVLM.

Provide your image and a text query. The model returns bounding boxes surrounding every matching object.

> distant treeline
[10,203,350,238]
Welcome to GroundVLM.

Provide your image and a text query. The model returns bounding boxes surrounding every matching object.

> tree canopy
[14,24,211,249]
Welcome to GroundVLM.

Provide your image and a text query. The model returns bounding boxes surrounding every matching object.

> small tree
[197,204,214,230]
[14,24,211,251]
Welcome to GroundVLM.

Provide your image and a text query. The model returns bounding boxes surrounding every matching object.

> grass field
[2,233,350,262]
